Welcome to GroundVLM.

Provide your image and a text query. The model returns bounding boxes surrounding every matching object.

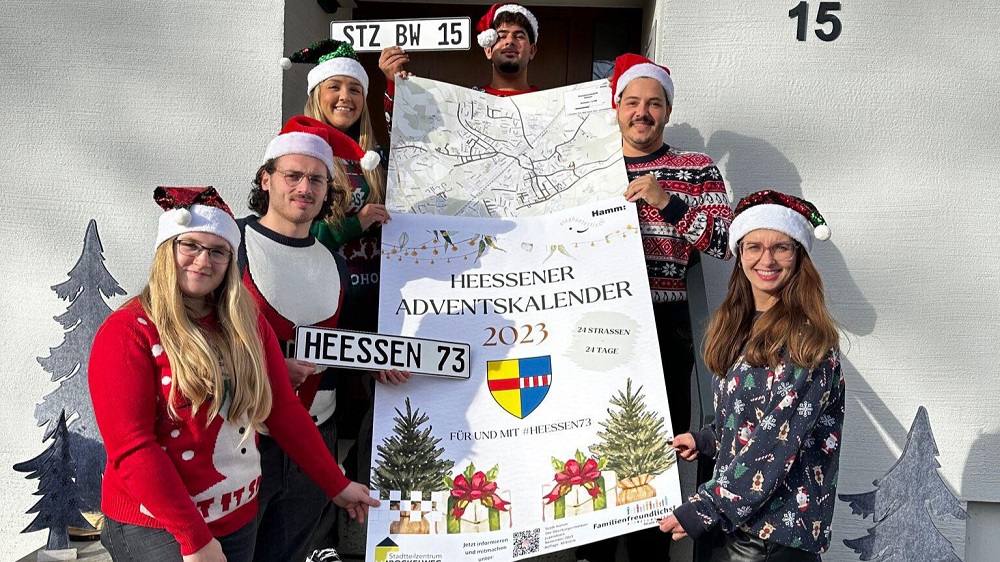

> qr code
[512,528,540,558]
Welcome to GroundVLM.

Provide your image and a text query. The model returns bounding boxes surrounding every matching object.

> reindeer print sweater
[672,349,845,554]
[311,157,383,333]
[88,300,349,555]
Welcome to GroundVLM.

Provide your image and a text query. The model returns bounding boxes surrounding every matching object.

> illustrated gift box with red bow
[542,451,616,519]
[445,463,512,533]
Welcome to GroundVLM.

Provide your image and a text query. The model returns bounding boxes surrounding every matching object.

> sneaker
[306,548,342,562]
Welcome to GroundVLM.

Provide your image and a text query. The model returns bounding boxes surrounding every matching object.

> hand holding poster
[365,78,682,561]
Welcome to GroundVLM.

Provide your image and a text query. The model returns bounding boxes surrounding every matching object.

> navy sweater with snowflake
[672,349,845,553]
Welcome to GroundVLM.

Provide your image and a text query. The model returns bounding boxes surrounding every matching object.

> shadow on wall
[664,123,962,553]
[962,432,1000,500]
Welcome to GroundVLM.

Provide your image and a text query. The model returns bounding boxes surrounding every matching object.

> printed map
[387,77,627,218]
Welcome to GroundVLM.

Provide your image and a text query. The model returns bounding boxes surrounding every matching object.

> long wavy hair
[138,238,272,434]
[305,79,387,210]
[703,244,839,376]
[247,157,347,225]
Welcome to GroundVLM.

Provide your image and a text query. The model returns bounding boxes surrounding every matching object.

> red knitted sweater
[88,299,350,555]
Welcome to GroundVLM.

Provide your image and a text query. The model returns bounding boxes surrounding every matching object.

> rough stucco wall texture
[656,1,1000,559]
[0,0,284,557]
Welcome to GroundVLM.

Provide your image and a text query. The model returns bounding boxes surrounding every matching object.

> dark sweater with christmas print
[88,300,350,556]
[672,349,845,554]
[625,144,733,303]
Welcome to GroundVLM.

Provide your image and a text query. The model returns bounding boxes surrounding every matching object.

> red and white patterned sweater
[626,144,734,303]
[88,299,350,555]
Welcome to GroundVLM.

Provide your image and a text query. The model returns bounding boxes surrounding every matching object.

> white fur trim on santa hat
[264,131,335,173]
[494,4,538,41]
[729,204,816,255]
[360,150,381,171]
[155,205,241,253]
[478,28,499,48]
[615,63,675,106]
[307,57,369,96]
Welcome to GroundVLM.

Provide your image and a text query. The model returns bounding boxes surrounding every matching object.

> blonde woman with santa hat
[281,40,391,336]
[88,187,378,562]
[662,190,845,561]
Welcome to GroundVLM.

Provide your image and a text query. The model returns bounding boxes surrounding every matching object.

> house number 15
[789,1,842,42]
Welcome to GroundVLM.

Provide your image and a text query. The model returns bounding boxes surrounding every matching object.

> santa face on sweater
[187,399,262,522]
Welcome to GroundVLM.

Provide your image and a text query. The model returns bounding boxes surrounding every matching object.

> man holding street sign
[379,2,541,132]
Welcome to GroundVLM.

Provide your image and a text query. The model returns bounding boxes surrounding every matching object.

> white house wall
[0,0,285,557]
[655,0,1000,560]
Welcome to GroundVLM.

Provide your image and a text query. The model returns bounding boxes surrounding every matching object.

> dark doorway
[351,2,642,145]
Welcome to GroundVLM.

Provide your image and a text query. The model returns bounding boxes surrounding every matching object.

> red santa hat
[153,186,241,252]
[611,53,675,108]
[476,3,539,48]
[264,115,380,172]
[729,190,831,254]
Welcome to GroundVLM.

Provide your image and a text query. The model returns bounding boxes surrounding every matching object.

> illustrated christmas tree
[590,378,673,503]
[13,410,96,551]
[839,406,967,561]
[33,219,126,511]
[372,397,455,499]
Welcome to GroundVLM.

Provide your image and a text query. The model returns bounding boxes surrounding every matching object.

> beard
[497,61,521,74]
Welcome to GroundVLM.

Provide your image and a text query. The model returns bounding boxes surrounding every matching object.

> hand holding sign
[379,46,411,82]
[372,368,412,385]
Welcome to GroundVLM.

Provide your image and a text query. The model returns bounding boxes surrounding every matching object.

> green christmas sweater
[311,156,384,332]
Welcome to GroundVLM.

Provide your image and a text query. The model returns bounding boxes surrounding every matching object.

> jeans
[712,530,822,562]
[101,515,257,562]
[252,416,338,562]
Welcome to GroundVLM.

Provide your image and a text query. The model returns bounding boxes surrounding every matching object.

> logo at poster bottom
[487,356,552,418]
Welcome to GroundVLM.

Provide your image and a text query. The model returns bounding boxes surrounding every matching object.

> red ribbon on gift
[451,471,510,518]
[543,458,602,504]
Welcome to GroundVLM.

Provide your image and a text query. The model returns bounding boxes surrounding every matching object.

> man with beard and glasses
[239,116,380,562]
[379,2,540,132]
[575,53,734,562]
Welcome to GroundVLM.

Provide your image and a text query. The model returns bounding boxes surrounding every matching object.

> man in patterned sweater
[577,53,733,562]
[614,52,733,445]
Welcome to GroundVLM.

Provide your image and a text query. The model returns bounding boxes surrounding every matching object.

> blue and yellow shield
[487,356,552,418]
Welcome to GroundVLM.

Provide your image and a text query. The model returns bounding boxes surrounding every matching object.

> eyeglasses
[274,169,329,190]
[174,239,232,264]
[740,241,798,262]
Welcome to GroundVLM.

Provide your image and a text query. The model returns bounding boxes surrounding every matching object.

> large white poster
[365,78,682,561]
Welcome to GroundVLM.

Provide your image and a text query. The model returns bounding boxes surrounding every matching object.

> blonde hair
[305,78,387,211]
[139,239,272,434]
[703,246,839,376]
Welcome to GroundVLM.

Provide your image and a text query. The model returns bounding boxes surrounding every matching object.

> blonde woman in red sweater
[88,187,377,562]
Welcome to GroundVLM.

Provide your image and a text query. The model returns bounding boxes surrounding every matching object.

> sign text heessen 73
[294,326,470,379]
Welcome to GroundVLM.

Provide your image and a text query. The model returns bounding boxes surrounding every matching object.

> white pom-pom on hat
[361,151,381,171]
[814,224,831,241]
[478,29,498,48]
[279,57,292,70]
[172,208,192,226]
[604,110,619,127]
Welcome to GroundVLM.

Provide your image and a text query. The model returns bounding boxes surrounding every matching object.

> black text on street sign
[294,326,471,379]
[331,17,471,52]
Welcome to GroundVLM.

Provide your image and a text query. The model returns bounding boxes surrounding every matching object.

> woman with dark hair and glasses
[89,187,377,562]
[661,190,845,562]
